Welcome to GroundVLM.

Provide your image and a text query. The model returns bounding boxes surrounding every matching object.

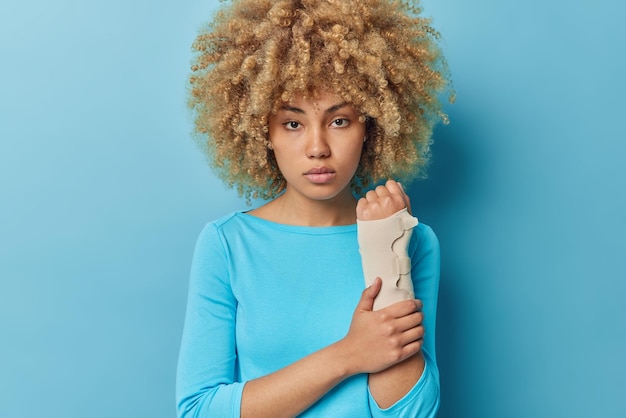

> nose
[306,130,330,159]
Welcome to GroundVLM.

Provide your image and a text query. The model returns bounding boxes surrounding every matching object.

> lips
[305,167,334,175]
[304,167,336,184]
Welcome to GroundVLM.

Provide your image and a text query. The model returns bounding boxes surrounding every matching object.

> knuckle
[390,347,404,362]
[385,196,397,206]
[402,299,417,312]
[388,336,400,349]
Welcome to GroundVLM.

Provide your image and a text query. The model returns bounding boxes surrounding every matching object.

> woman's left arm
[368,224,440,416]
[357,180,441,417]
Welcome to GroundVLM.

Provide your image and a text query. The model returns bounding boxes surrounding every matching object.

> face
[268,91,366,204]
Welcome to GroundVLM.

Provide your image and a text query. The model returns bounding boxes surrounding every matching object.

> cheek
[347,140,365,164]
[337,143,364,178]
[271,146,300,176]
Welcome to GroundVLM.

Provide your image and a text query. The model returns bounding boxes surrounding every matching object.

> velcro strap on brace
[357,208,418,310]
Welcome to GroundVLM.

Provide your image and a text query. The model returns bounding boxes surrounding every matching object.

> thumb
[398,182,412,215]
[358,278,381,311]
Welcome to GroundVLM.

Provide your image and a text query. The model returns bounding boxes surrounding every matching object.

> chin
[307,185,353,202]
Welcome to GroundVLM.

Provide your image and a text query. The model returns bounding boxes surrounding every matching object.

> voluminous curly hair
[189,0,451,201]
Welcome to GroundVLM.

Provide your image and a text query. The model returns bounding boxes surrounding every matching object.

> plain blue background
[1,0,624,417]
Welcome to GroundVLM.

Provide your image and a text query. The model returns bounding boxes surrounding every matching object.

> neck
[252,188,358,227]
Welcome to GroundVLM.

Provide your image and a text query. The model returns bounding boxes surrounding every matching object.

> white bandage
[357,208,418,310]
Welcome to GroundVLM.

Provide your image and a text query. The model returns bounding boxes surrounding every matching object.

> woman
[177,0,450,416]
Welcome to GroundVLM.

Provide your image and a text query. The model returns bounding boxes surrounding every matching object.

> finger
[374,184,392,198]
[364,189,379,203]
[414,299,423,311]
[401,337,424,356]
[357,278,381,311]
[395,311,425,332]
[397,182,412,214]
[387,179,410,210]
[383,299,422,318]
[381,180,410,211]
[384,179,403,196]
[399,325,425,346]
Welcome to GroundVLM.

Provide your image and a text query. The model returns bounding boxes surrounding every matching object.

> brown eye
[285,121,301,130]
[331,118,349,127]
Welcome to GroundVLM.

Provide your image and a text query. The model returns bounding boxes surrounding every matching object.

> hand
[339,278,424,374]
[356,179,412,221]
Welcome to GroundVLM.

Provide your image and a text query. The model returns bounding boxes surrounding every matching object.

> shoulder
[194,210,278,250]
[197,211,249,236]
[193,212,245,251]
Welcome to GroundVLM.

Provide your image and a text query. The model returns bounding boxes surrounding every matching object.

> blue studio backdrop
[1,1,624,417]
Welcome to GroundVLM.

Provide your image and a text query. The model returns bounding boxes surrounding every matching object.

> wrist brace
[357,208,418,310]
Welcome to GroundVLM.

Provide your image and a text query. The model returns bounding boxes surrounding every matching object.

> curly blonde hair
[188,0,451,200]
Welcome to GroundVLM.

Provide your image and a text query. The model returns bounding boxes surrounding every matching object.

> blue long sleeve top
[176,212,440,417]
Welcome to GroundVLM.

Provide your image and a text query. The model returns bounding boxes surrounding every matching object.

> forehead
[286,90,340,104]
[277,90,357,113]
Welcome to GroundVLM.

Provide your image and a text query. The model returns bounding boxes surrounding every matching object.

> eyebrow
[279,102,349,115]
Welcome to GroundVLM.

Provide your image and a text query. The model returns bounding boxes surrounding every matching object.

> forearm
[357,182,440,414]
[241,340,354,418]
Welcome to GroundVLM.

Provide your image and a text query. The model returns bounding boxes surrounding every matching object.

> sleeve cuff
[368,356,440,417]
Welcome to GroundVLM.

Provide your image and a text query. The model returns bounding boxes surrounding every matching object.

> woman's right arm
[176,224,244,417]
[176,224,423,418]
[240,278,422,418]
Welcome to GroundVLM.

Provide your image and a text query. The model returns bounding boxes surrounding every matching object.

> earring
[363,136,367,143]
